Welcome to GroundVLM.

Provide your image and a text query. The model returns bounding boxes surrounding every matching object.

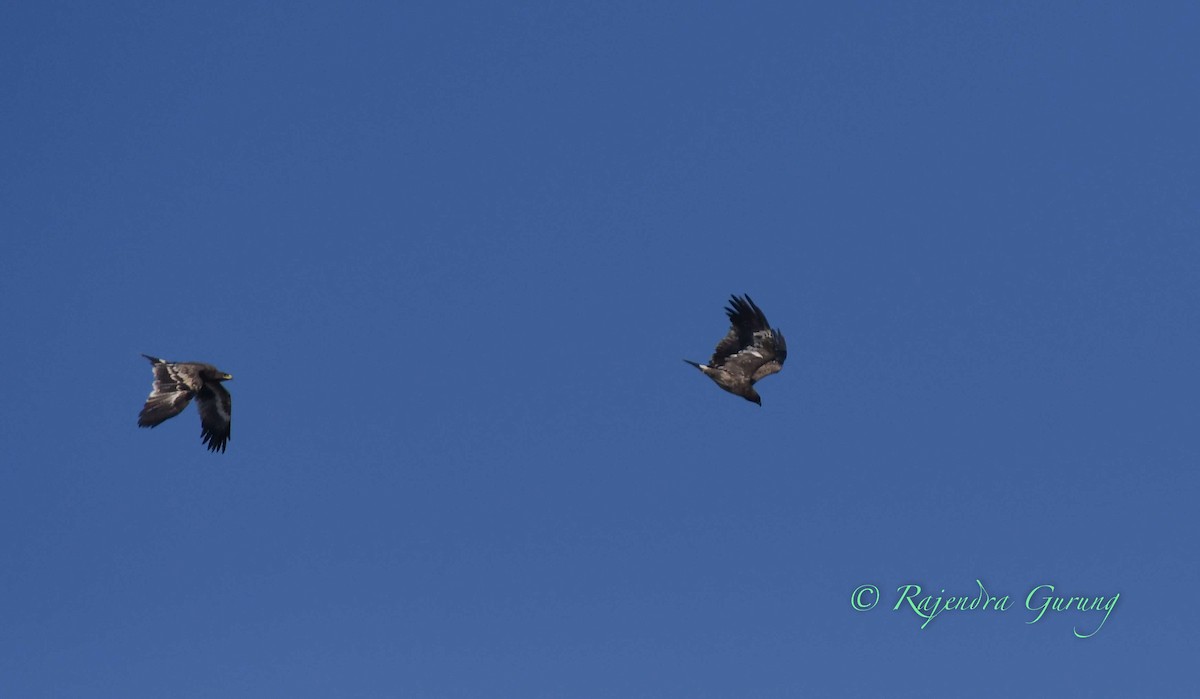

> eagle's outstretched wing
[710,295,788,383]
[197,383,232,453]
[138,355,199,428]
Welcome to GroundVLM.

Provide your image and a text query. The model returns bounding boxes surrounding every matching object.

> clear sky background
[1,2,1197,697]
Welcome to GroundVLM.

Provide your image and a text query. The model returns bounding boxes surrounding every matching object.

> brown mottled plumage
[685,294,788,405]
[138,354,233,452]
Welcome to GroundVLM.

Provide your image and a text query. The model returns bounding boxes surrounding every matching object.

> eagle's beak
[224,374,234,380]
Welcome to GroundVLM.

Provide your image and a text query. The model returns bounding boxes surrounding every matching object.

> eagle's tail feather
[683,359,704,370]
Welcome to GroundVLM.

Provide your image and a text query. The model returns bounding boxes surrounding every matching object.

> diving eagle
[137,354,233,452]
[685,294,788,405]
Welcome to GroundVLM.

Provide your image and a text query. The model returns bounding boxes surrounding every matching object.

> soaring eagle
[138,354,233,452]
[685,294,788,405]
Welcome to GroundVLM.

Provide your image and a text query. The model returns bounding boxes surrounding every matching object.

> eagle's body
[138,354,233,452]
[685,294,787,405]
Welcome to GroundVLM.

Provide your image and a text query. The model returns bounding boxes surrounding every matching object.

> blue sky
[1,1,1197,696]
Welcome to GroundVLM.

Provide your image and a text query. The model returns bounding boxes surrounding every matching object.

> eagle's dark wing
[710,295,788,384]
[138,356,200,428]
[710,295,771,366]
[722,327,787,381]
[196,383,231,453]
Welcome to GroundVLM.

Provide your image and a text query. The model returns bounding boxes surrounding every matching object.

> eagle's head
[204,367,233,382]
[745,389,762,406]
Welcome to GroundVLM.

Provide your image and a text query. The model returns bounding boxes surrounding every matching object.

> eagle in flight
[138,354,233,452]
[685,294,788,405]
